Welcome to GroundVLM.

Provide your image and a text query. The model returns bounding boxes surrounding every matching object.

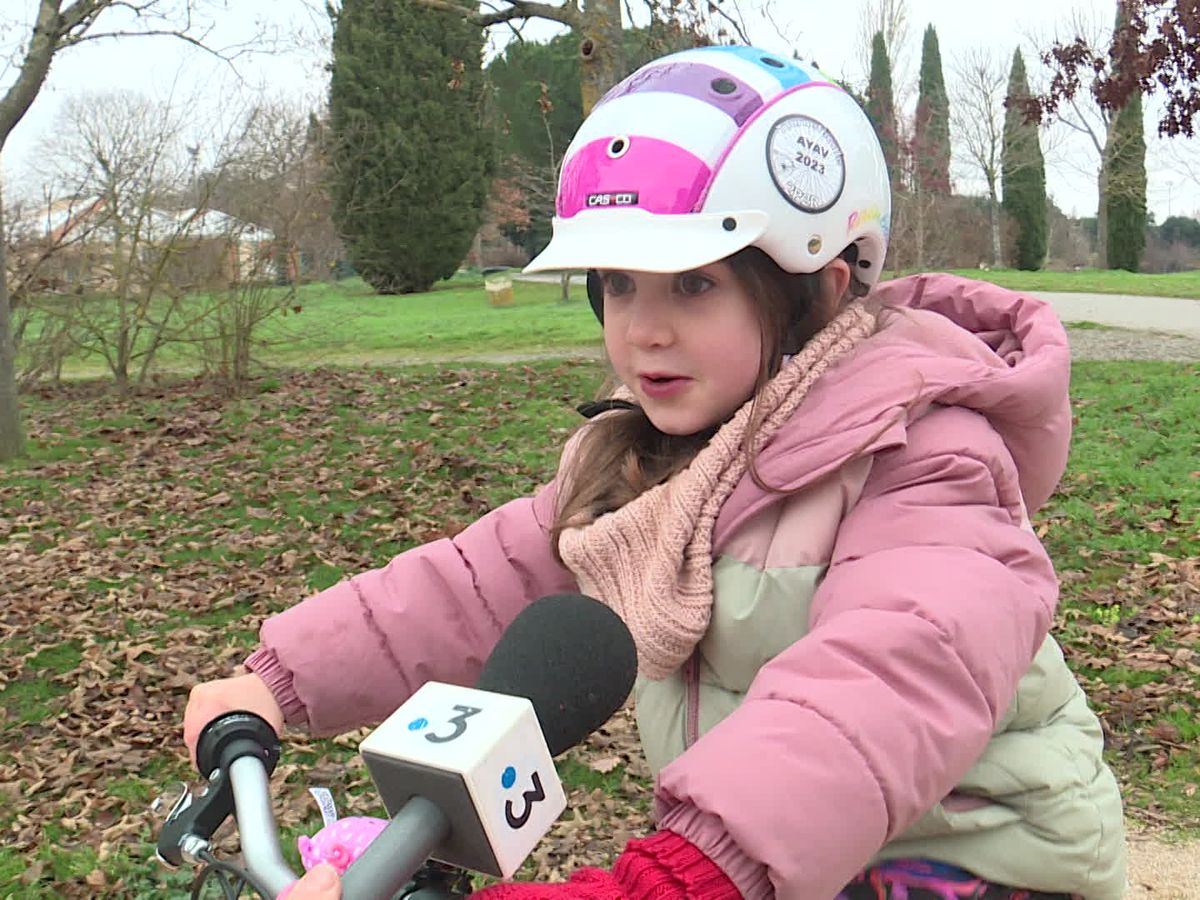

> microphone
[476,592,639,756]
[341,594,636,898]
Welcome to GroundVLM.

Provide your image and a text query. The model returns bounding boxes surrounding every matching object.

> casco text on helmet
[524,45,891,287]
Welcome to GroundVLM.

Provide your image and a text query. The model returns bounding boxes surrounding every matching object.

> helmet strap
[586,269,604,322]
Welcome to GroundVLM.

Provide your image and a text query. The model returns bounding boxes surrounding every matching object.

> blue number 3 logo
[424,705,482,744]
[504,771,546,829]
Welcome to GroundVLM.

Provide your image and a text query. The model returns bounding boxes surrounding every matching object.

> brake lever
[155,769,237,867]
[156,711,281,869]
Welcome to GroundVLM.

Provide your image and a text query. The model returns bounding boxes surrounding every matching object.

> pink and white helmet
[524,45,891,286]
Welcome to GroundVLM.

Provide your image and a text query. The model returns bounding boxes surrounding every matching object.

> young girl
[184,46,1126,899]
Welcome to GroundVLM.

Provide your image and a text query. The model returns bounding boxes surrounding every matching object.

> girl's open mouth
[639,374,691,398]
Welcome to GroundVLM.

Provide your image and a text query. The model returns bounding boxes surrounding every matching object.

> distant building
[7,196,277,294]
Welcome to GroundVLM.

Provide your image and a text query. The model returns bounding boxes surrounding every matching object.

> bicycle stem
[340,795,452,899]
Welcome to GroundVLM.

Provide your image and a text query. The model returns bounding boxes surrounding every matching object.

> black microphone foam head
[476,593,637,756]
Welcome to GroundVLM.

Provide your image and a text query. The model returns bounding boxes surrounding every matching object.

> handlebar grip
[158,712,280,870]
[196,710,281,778]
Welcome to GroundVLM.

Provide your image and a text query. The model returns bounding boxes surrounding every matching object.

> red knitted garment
[475,831,740,900]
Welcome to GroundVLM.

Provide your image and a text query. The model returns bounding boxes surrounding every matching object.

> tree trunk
[579,0,627,115]
[1096,165,1108,269]
[914,187,926,269]
[0,187,25,460]
[470,230,483,268]
[987,180,1003,267]
[0,1,63,456]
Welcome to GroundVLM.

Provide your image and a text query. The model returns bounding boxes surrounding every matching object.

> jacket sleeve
[245,481,578,735]
[654,406,1059,898]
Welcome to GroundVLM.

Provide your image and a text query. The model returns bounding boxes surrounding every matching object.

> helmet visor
[523,208,769,274]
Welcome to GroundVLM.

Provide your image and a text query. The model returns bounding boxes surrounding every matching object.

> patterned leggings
[837,859,1081,899]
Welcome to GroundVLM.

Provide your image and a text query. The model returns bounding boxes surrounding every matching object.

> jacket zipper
[684,651,701,749]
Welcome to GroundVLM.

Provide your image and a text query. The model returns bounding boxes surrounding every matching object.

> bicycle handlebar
[227,755,297,895]
[156,711,472,899]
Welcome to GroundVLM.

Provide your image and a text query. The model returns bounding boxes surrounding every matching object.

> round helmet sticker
[766,115,845,213]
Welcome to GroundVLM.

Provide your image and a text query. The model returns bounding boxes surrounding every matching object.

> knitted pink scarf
[558,302,878,679]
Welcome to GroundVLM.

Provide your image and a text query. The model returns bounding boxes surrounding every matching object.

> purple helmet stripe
[596,61,764,126]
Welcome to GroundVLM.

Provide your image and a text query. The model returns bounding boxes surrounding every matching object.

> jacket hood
[716,274,1072,541]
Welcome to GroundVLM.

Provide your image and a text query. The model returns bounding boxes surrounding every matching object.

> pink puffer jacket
[245,275,1121,898]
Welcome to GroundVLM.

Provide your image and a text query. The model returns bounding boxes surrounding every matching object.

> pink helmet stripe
[557,137,712,218]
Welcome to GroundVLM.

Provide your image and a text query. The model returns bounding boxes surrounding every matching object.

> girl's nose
[623,294,674,347]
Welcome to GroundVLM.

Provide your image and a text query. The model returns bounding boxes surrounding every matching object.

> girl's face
[600,261,763,436]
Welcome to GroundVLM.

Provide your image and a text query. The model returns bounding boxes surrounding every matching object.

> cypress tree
[915,25,951,195]
[328,0,493,294]
[1104,91,1147,271]
[1102,3,1147,273]
[1001,49,1047,271]
[865,32,899,180]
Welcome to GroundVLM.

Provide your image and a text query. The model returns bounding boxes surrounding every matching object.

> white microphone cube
[359,681,567,878]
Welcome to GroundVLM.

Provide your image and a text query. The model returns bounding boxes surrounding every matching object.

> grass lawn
[26,277,605,381]
[1,355,1197,896]
[262,277,602,365]
[893,267,1200,298]
[18,266,1199,384]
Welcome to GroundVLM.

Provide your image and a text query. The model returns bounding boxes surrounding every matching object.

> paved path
[515,274,1200,337]
[1125,829,1200,899]
[1028,292,1200,338]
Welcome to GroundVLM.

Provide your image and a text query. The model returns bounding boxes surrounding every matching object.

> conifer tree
[865,32,899,179]
[1104,89,1147,271]
[1001,49,1047,271]
[328,0,492,294]
[915,25,951,195]
[1102,3,1148,273]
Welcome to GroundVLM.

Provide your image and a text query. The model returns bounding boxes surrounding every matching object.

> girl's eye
[676,272,714,296]
[602,272,635,295]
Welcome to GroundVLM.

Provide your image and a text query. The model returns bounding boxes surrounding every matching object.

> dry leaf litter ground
[0,335,1197,897]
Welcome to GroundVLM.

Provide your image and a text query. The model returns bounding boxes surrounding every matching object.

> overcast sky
[2,0,1196,222]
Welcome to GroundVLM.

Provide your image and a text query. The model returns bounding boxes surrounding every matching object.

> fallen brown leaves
[0,365,647,895]
[1057,554,1200,821]
[2,364,1198,896]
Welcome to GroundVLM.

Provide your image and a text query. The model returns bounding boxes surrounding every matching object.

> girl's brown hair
[551,245,867,557]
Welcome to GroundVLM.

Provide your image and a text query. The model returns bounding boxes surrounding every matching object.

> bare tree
[33,91,224,390]
[187,100,332,387]
[0,0,241,459]
[856,0,912,105]
[1,188,80,386]
[641,0,752,45]
[415,0,728,115]
[415,0,628,114]
[1160,139,1200,213]
[23,90,302,391]
[952,47,1008,267]
[7,193,112,386]
[879,106,999,273]
[210,98,340,281]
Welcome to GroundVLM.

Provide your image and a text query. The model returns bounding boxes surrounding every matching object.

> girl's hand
[278,863,341,899]
[183,671,285,767]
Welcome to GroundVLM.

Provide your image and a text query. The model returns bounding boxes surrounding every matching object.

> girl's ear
[819,258,852,308]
